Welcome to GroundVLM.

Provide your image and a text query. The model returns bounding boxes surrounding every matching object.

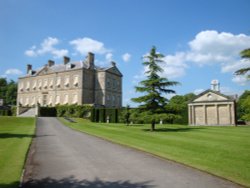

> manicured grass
[0,117,35,188]
[60,118,250,187]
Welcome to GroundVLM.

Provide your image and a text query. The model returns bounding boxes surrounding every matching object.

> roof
[20,60,117,78]
[189,89,236,103]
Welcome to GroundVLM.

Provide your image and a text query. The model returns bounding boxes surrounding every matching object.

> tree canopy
[235,48,250,79]
[0,78,17,105]
[132,46,179,130]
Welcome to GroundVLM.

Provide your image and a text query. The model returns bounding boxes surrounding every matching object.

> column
[216,104,219,125]
[204,105,207,125]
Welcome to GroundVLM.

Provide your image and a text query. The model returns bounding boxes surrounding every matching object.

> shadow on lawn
[143,127,205,132]
[21,176,155,188]
[0,133,54,139]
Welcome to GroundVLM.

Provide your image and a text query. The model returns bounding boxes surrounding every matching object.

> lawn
[60,118,250,187]
[0,116,35,188]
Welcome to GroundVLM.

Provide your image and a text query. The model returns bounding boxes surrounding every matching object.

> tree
[235,48,250,79]
[0,78,17,105]
[132,46,179,131]
[237,90,250,122]
[166,93,196,124]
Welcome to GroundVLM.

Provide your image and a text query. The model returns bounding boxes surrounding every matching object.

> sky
[0,0,249,106]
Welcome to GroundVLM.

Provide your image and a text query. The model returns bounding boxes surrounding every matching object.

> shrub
[39,104,92,118]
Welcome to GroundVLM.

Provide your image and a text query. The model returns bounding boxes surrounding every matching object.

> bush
[0,109,11,116]
[91,108,120,123]
[39,104,92,118]
[11,106,16,116]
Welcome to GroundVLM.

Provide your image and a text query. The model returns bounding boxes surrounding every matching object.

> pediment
[192,90,231,102]
[106,66,123,76]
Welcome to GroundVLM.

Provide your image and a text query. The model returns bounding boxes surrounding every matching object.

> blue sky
[0,0,249,106]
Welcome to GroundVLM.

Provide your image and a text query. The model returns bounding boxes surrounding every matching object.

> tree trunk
[151,120,155,131]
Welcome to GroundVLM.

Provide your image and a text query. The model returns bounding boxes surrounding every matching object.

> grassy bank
[0,117,35,188]
[60,118,250,187]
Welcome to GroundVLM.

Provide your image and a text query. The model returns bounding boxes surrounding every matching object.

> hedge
[91,108,121,123]
[39,104,92,118]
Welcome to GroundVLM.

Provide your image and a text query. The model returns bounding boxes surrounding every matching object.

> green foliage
[131,46,179,130]
[235,48,250,79]
[0,78,17,105]
[0,109,11,116]
[237,90,250,121]
[39,104,92,118]
[166,93,196,124]
[11,106,16,116]
[91,108,120,123]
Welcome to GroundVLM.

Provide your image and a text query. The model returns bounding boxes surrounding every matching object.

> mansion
[17,52,123,108]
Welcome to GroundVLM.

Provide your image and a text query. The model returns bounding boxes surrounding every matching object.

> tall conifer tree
[132,46,179,131]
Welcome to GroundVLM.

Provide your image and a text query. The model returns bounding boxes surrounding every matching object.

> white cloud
[232,75,249,86]
[24,37,68,58]
[122,53,131,62]
[5,69,23,75]
[161,52,187,79]
[140,30,250,86]
[105,53,113,62]
[187,30,250,66]
[221,59,250,73]
[70,37,109,55]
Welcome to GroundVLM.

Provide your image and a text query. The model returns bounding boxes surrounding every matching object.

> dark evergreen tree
[235,48,250,79]
[132,46,179,131]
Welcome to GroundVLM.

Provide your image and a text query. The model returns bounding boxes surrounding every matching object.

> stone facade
[17,52,122,109]
[188,90,236,126]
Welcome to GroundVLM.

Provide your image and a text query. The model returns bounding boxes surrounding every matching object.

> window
[73,76,79,87]
[55,95,60,105]
[64,94,69,104]
[49,95,53,105]
[38,80,42,89]
[26,81,30,91]
[113,79,116,88]
[32,96,36,105]
[73,94,78,104]
[64,76,70,87]
[19,97,23,105]
[44,79,48,89]
[107,78,110,87]
[19,82,24,91]
[25,97,29,106]
[49,79,53,88]
[33,81,37,90]
[56,77,61,87]
[42,95,47,106]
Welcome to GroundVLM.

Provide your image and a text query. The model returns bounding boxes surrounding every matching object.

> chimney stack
[111,61,116,67]
[87,52,95,69]
[27,64,32,74]
[64,56,70,65]
[48,60,55,67]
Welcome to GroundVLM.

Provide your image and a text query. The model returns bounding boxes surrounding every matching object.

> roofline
[189,89,235,103]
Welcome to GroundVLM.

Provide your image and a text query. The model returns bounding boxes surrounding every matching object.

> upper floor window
[55,95,60,105]
[26,81,30,91]
[32,81,37,90]
[64,76,70,87]
[19,82,24,91]
[38,80,42,89]
[73,76,79,87]
[44,79,48,89]
[49,79,53,88]
[56,77,61,88]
